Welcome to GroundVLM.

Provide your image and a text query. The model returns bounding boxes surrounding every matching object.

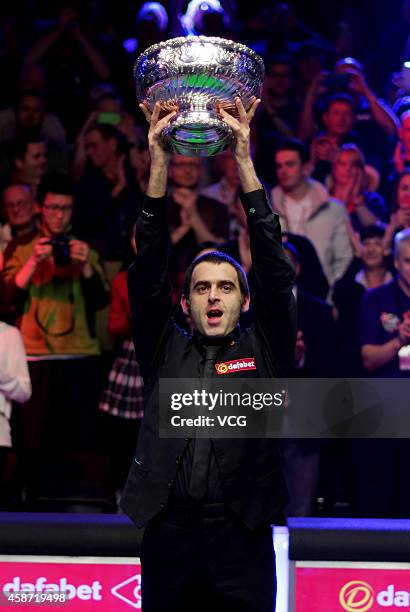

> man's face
[323,101,355,138]
[41,192,73,236]
[395,241,410,288]
[85,130,116,168]
[16,142,47,177]
[16,96,44,130]
[2,185,35,228]
[400,114,410,154]
[169,155,201,189]
[398,174,410,209]
[275,150,305,192]
[362,237,385,269]
[181,261,249,338]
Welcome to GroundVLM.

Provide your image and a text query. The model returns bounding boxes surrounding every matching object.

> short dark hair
[274,138,309,164]
[16,90,44,107]
[85,123,129,156]
[37,174,74,206]
[11,134,47,162]
[359,224,385,242]
[322,93,356,114]
[183,251,249,302]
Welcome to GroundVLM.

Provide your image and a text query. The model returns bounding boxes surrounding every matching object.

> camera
[49,234,71,267]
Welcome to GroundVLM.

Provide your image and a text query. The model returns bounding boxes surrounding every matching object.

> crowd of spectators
[1,0,410,518]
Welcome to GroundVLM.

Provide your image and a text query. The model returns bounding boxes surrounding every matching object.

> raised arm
[219,98,297,375]
[127,103,176,380]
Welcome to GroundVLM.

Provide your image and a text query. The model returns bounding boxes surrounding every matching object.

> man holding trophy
[121,37,296,612]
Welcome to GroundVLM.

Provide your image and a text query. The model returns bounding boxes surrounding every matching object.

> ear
[241,294,251,313]
[15,157,23,170]
[180,294,190,316]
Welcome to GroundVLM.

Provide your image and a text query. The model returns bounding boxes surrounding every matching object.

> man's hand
[218,96,260,162]
[172,187,198,218]
[32,237,53,264]
[348,70,371,98]
[15,238,52,290]
[217,97,262,193]
[310,135,338,163]
[139,101,176,168]
[70,239,93,278]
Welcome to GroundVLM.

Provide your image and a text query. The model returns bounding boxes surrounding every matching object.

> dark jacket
[120,188,297,529]
[294,289,336,377]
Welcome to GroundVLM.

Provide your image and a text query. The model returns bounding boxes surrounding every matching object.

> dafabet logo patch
[215,358,256,375]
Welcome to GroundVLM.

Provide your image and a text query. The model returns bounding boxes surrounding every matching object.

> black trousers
[140,503,276,612]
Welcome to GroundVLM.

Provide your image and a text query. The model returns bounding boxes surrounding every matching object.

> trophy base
[162,111,233,157]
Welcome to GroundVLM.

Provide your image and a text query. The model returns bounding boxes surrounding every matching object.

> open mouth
[206,309,223,325]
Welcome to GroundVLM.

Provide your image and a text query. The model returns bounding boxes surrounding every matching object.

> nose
[208,286,220,302]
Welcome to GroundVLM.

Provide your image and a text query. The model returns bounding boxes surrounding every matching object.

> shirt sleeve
[0,325,31,404]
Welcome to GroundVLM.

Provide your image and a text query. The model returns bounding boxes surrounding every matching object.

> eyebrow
[193,280,236,288]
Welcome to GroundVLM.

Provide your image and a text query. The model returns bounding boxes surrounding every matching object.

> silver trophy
[134,36,264,157]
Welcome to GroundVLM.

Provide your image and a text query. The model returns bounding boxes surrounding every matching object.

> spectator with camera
[299,58,398,143]
[299,58,398,181]
[1,174,109,455]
